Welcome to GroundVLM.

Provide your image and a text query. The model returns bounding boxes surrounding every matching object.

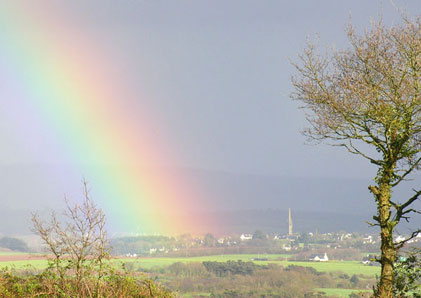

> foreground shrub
[0,267,173,298]
[21,181,174,297]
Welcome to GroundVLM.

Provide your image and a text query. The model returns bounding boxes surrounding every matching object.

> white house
[240,234,253,241]
[311,252,329,262]
[363,235,374,244]
[283,245,292,251]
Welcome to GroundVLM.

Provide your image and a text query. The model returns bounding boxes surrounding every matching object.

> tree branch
[394,229,421,249]
[392,156,421,186]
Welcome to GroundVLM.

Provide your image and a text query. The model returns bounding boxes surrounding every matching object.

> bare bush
[31,179,109,295]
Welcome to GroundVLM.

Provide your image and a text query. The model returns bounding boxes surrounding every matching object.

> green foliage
[202,260,261,277]
[252,230,266,240]
[167,262,208,278]
[350,274,359,285]
[0,266,173,297]
[298,232,310,246]
[161,262,342,297]
[394,250,421,297]
[110,235,175,255]
[203,234,216,247]
[142,259,378,297]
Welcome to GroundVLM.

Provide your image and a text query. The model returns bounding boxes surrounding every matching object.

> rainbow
[0,2,213,234]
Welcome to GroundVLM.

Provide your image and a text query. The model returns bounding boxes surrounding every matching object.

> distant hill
[187,209,374,235]
[182,168,375,214]
[0,164,420,235]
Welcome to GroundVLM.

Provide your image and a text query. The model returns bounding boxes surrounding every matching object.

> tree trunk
[378,224,395,296]
[376,178,396,297]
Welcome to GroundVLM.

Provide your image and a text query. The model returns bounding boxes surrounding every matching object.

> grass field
[316,288,371,297]
[0,251,44,257]
[0,253,379,277]
[0,254,378,297]
[270,260,379,276]
[116,254,379,277]
[0,259,48,269]
[0,251,30,256]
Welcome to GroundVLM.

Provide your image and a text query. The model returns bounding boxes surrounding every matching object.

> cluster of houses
[121,231,420,259]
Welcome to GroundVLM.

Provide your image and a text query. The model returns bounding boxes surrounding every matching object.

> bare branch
[392,156,421,186]
[394,229,421,249]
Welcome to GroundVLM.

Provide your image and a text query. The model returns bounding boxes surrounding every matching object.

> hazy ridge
[0,165,419,235]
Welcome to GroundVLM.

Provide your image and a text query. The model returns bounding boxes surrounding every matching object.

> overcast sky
[1,1,421,218]
[0,0,421,235]
[2,0,419,179]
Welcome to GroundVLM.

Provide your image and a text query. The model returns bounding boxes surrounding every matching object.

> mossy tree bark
[378,190,395,297]
[370,164,397,297]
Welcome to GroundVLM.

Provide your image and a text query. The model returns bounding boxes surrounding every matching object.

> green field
[116,254,379,277]
[0,254,379,277]
[0,252,44,256]
[0,259,48,269]
[116,253,289,268]
[316,288,371,297]
[270,260,379,276]
[0,251,30,256]
[0,254,378,297]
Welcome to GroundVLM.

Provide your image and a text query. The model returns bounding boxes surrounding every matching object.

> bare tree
[31,179,109,295]
[291,17,421,297]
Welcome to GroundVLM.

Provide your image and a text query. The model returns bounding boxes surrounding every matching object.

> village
[114,209,421,264]
[114,229,421,265]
